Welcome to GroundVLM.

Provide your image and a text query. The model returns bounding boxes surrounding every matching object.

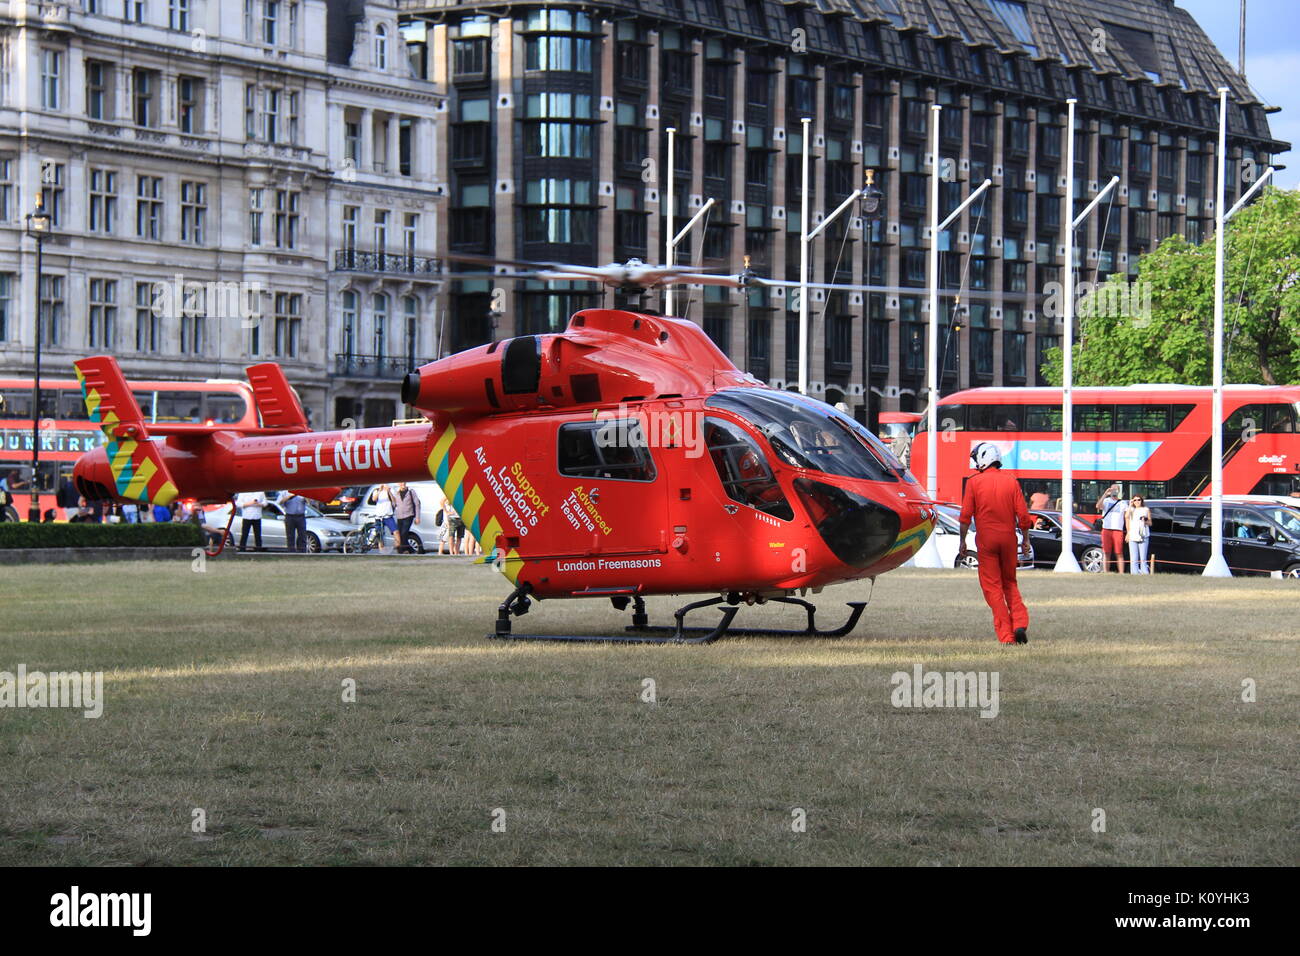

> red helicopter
[71,258,937,643]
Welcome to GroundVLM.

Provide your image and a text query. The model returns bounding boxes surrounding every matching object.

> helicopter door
[702,417,795,521]
[551,417,665,562]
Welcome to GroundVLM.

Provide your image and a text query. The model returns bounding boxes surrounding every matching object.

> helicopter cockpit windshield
[705,389,905,483]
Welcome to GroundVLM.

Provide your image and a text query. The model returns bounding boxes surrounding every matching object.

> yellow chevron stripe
[426,424,457,474]
[110,439,138,473]
[84,387,102,418]
[154,480,179,506]
[123,456,157,500]
[444,453,470,500]
[481,516,503,548]
[460,485,486,528]
[501,549,523,584]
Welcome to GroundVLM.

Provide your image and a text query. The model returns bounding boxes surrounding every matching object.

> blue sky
[1178,0,1299,188]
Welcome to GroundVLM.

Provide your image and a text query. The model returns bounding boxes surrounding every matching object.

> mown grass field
[0,556,1295,866]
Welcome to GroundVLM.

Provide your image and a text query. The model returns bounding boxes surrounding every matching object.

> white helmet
[970,442,1002,472]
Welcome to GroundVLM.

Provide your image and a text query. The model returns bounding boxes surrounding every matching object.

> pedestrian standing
[958,442,1033,645]
[1096,484,1127,573]
[1125,495,1152,574]
[437,493,464,556]
[236,491,267,551]
[392,482,421,553]
[368,484,397,553]
[282,492,309,552]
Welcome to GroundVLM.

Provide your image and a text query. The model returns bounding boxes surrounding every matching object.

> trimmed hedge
[0,521,204,550]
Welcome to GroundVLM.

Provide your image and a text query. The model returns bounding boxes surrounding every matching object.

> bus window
[1073,405,1114,432]
[1251,475,1300,497]
[1224,404,1265,435]
[967,405,1022,431]
[154,392,203,423]
[1128,481,1167,500]
[1,390,33,419]
[1169,405,1195,429]
[1024,405,1063,432]
[1115,405,1168,432]
[920,406,965,433]
[205,393,248,424]
[1075,480,1111,508]
[1266,403,1297,433]
[59,390,91,421]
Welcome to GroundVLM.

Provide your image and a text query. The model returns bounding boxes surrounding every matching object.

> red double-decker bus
[0,377,257,520]
[910,385,1300,512]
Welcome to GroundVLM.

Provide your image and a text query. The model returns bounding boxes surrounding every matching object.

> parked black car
[1145,499,1300,577]
[1027,510,1105,572]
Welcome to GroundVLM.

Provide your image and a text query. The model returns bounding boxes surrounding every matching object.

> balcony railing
[334,250,441,275]
[334,354,432,379]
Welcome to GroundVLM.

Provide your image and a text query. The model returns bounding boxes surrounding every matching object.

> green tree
[1042,188,1300,386]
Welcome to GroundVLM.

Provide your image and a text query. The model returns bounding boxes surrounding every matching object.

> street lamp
[24,195,52,524]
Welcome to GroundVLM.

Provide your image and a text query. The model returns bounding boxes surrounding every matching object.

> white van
[349,481,446,553]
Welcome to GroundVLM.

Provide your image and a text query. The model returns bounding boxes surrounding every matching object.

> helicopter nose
[73,447,117,502]
[792,478,902,569]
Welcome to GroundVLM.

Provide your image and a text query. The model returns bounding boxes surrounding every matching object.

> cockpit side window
[703,417,795,520]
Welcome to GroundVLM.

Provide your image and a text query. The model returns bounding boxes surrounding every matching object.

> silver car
[206,498,352,552]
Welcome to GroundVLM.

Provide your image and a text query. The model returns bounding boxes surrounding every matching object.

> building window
[135,282,159,352]
[244,84,257,139]
[89,168,117,234]
[345,118,361,165]
[286,91,299,144]
[342,205,358,251]
[451,184,490,250]
[402,213,418,263]
[168,0,189,31]
[133,68,159,127]
[40,49,62,111]
[274,292,302,358]
[177,76,202,134]
[274,189,299,249]
[523,179,593,244]
[0,159,12,223]
[40,275,66,346]
[523,9,594,72]
[248,187,263,245]
[136,175,163,239]
[403,295,418,365]
[88,279,118,349]
[372,294,388,358]
[125,0,145,24]
[39,162,65,227]
[0,274,10,341]
[373,209,388,252]
[340,290,357,358]
[85,60,112,120]
[180,287,205,355]
[263,0,279,44]
[263,88,280,142]
[374,23,388,70]
[180,181,206,244]
[523,92,593,159]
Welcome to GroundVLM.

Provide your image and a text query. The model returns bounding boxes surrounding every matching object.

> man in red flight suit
[957,442,1033,645]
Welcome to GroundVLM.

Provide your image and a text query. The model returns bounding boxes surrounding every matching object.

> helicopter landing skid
[623,595,869,641]
[489,586,868,645]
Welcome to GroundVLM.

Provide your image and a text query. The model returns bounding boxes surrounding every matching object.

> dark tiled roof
[403,0,1284,147]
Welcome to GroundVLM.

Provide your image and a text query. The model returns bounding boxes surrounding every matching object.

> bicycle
[343,517,386,554]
